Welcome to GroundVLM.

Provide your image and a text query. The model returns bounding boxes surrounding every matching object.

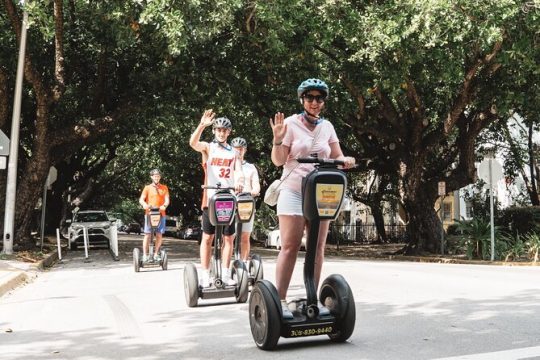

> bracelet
[273,141,283,146]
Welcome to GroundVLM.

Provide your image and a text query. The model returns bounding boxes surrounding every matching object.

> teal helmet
[297,78,329,99]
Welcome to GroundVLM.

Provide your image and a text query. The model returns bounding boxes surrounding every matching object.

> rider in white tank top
[203,141,237,207]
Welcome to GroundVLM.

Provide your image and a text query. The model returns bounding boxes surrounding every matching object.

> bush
[455,219,507,260]
[446,223,461,236]
[499,232,527,262]
[497,206,540,237]
[524,232,540,263]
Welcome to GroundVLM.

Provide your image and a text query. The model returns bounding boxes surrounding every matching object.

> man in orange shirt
[139,169,170,262]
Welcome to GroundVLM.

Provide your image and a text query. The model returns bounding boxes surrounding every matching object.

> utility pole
[3,1,28,254]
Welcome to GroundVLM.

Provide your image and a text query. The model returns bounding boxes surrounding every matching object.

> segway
[249,158,356,350]
[234,192,264,286]
[184,184,249,307]
[133,207,168,272]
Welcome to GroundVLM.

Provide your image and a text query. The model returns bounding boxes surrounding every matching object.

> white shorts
[277,188,303,216]
[239,212,255,233]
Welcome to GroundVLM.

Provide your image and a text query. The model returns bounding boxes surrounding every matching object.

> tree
[224,0,538,254]
[0,1,169,248]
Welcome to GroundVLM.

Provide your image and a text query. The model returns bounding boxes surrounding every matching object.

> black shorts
[202,208,236,236]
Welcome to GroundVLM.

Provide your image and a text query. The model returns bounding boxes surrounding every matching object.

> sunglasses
[303,94,326,103]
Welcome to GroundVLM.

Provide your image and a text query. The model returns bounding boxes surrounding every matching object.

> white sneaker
[281,300,293,319]
[199,270,211,288]
[318,300,330,316]
[222,268,237,286]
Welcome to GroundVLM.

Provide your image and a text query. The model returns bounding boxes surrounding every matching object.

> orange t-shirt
[141,183,169,215]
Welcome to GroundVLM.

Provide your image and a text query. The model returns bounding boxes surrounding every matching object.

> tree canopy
[0,0,538,253]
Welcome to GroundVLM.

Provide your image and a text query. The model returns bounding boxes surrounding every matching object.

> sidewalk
[0,250,58,298]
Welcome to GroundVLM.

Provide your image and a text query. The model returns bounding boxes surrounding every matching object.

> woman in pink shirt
[270,78,355,318]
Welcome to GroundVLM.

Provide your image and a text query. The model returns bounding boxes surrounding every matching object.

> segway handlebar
[296,157,345,166]
[201,184,236,191]
[296,157,370,171]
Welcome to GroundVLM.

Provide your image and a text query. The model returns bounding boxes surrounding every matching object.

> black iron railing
[328,223,408,244]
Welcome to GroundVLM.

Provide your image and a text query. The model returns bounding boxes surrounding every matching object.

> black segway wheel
[232,260,249,303]
[249,254,264,283]
[249,280,281,350]
[133,248,140,272]
[160,250,168,270]
[319,274,356,342]
[184,263,199,307]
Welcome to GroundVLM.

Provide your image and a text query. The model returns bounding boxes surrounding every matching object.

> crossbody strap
[278,123,322,185]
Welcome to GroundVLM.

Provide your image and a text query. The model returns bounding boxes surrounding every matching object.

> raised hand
[269,112,287,144]
[200,109,215,128]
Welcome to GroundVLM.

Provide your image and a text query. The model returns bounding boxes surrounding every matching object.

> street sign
[0,130,10,156]
[46,166,57,189]
[478,159,503,188]
[438,181,446,196]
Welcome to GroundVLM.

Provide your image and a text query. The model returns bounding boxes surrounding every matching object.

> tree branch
[52,0,66,101]
[340,74,365,120]
[444,39,503,135]
[5,0,51,102]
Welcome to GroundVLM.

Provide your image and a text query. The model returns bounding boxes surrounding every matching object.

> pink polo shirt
[280,114,339,193]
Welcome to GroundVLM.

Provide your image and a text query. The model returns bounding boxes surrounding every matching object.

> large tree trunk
[527,123,539,206]
[403,198,443,255]
[14,100,52,249]
[370,206,388,243]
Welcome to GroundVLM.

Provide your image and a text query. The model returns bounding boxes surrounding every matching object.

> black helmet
[231,137,247,148]
[149,168,161,176]
[213,117,232,129]
[297,78,329,99]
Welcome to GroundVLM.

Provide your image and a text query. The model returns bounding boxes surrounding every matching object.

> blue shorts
[144,216,166,234]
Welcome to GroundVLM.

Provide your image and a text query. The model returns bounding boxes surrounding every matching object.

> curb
[389,255,540,266]
[33,249,60,270]
[0,249,59,298]
[0,272,28,297]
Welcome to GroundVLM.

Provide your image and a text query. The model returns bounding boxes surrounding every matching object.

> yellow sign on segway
[315,184,344,217]
[237,201,254,222]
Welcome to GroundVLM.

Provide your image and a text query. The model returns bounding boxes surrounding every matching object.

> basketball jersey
[201,141,237,208]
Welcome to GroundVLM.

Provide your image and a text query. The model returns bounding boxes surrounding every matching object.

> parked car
[67,210,115,250]
[125,222,142,235]
[265,228,307,250]
[165,216,180,237]
[180,222,202,241]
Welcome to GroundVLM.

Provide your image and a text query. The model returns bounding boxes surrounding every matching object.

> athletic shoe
[281,300,294,319]
[154,253,161,262]
[199,270,211,288]
[142,254,149,262]
[222,268,237,286]
[318,301,330,316]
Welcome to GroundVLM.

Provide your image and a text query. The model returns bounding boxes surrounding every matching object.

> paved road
[1,235,540,360]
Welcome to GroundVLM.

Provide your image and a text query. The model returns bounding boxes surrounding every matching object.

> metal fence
[328,223,408,244]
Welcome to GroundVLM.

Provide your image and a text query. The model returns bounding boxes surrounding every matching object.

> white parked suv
[68,210,114,250]
[265,228,307,250]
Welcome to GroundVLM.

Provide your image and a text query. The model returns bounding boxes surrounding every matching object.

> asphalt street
[1,235,540,360]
